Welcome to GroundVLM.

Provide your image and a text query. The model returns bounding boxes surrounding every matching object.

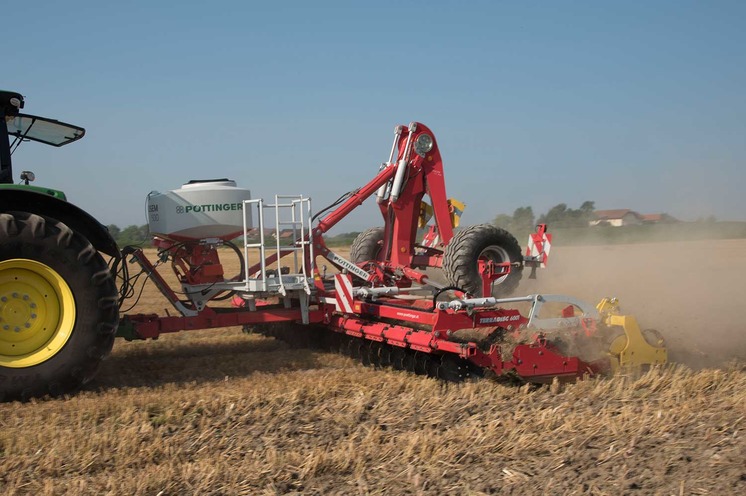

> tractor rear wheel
[350,227,385,263]
[443,224,523,297]
[0,212,118,401]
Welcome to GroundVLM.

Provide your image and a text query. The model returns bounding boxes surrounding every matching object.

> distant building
[640,213,678,224]
[590,209,643,227]
[639,213,662,223]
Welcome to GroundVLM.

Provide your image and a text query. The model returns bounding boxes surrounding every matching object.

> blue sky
[6,1,745,231]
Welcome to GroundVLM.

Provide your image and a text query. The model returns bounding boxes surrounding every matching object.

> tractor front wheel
[443,224,523,297]
[0,212,118,401]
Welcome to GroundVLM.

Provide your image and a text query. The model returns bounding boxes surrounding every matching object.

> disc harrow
[250,321,478,382]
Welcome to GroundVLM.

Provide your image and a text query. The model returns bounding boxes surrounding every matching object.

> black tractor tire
[0,212,119,401]
[442,224,523,297]
[350,227,385,263]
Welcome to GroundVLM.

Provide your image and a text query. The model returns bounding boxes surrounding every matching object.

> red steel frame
[313,122,453,273]
[120,122,603,381]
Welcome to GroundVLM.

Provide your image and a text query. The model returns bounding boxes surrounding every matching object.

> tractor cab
[0,90,85,184]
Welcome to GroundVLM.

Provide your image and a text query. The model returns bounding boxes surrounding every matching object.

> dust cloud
[518,238,746,368]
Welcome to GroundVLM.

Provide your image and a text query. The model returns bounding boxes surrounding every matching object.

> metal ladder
[240,195,314,322]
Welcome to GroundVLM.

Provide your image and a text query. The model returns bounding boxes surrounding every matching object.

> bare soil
[0,240,744,495]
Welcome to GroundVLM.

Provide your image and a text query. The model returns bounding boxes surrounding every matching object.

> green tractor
[0,91,120,400]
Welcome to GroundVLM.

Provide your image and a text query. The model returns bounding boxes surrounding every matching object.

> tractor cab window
[6,113,85,147]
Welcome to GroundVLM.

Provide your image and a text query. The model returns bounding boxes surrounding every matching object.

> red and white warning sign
[526,224,552,268]
[334,273,355,313]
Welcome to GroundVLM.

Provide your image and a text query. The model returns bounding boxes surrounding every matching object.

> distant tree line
[106,224,359,248]
[107,200,598,248]
[107,224,150,247]
[493,201,596,239]
[109,200,717,249]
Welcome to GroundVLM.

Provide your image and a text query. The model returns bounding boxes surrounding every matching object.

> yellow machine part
[418,198,465,229]
[597,297,667,373]
[418,202,433,228]
[448,198,465,228]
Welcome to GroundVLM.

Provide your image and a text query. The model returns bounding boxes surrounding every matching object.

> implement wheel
[0,212,118,401]
[350,227,385,263]
[443,224,523,297]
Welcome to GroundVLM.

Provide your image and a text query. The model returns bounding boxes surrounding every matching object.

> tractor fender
[0,189,120,258]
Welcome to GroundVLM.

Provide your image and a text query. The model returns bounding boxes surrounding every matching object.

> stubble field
[1,240,744,495]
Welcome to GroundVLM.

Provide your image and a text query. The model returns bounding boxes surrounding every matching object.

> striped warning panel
[334,273,355,313]
[526,232,552,268]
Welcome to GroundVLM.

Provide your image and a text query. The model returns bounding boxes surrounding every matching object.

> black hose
[312,188,359,222]
[431,285,468,311]
[210,239,245,301]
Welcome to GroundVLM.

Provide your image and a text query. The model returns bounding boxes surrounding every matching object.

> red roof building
[590,209,643,227]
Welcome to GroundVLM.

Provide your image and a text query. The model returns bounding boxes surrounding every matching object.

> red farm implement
[116,122,666,383]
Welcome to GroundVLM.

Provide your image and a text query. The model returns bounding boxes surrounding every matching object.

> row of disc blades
[250,322,479,382]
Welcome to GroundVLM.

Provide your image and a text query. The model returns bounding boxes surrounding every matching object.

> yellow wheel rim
[0,259,76,368]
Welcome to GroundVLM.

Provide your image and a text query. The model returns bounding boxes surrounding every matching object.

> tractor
[0,92,667,401]
[0,91,120,400]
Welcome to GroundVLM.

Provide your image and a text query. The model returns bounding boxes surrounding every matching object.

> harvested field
[1,240,745,495]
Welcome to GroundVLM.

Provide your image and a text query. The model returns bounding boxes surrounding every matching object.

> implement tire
[0,212,118,401]
[350,227,385,263]
[443,224,523,297]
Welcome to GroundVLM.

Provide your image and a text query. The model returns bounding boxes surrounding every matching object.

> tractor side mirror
[20,170,35,185]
